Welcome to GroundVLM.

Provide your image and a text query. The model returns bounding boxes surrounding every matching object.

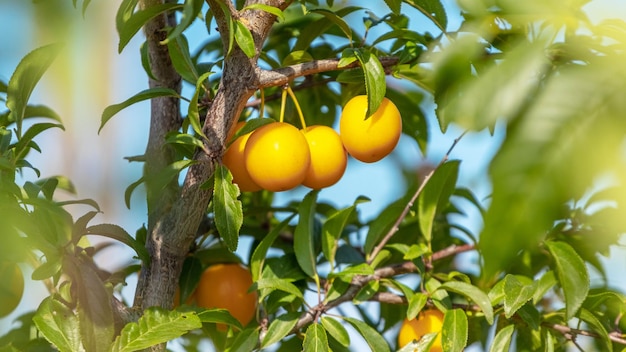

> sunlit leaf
[228,327,260,352]
[242,3,285,22]
[352,48,385,117]
[167,35,200,84]
[250,215,295,281]
[111,308,201,352]
[261,312,300,348]
[117,3,183,52]
[488,325,515,352]
[187,72,212,140]
[502,275,536,318]
[234,20,256,58]
[33,297,84,352]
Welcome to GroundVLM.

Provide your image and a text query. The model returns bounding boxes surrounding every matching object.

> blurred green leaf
[309,9,352,42]
[294,190,319,278]
[178,256,203,305]
[33,297,83,352]
[111,308,202,352]
[321,198,367,269]
[303,323,328,352]
[545,241,589,320]
[6,43,63,138]
[100,88,181,133]
[442,309,468,352]
[196,308,242,329]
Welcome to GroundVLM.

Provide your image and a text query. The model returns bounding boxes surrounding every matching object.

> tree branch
[367,131,468,264]
[256,57,399,88]
[543,322,626,346]
[290,243,475,333]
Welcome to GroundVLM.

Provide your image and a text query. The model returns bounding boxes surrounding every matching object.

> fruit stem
[279,85,287,123]
[286,85,307,129]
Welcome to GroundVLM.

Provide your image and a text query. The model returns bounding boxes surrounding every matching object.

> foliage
[1,0,626,351]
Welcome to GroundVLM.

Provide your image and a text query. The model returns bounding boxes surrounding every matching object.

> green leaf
[187,71,212,140]
[309,9,353,41]
[146,159,195,198]
[167,35,200,84]
[33,297,84,352]
[124,176,145,209]
[6,43,63,137]
[488,325,515,352]
[383,0,402,14]
[439,281,493,324]
[196,309,243,330]
[253,278,304,300]
[578,308,613,352]
[100,88,181,133]
[14,123,64,157]
[234,20,256,58]
[178,256,203,305]
[321,203,358,268]
[398,333,438,352]
[250,215,295,281]
[117,3,183,52]
[442,309,468,352]
[242,3,285,22]
[294,190,319,278]
[406,292,428,320]
[213,165,243,252]
[86,224,150,263]
[111,308,202,352]
[364,199,405,255]
[320,317,350,347]
[545,241,589,320]
[418,160,460,242]
[534,270,557,304]
[227,327,260,352]
[404,0,447,31]
[261,312,300,348]
[162,0,204,44]
[0,104,62,127]
[303,323,329,352]
[342,317,390,352]
[502,275,536,319]
[115,0,139,33]
[353,49,386,117]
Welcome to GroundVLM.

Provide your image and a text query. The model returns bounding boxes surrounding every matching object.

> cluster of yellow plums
[223,95,402,192]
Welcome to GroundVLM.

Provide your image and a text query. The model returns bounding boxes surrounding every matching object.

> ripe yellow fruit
[301,125,347,189]
[339,95,402,163]
[223,121,262,192]
[244,122,311,192]
[398,309,444,352]
[0,261,24,317]
[195,263,257,329]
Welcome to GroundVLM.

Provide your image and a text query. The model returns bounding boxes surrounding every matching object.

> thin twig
[543,322,626,345]
[367,131,468,264]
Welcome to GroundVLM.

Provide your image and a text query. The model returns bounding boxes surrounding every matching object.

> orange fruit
[223,124,262,192]
[195,263,257,329]
[0,261,24,317]
[301,125,347,189]
[398,309,444,351]
[339,95,402,163]
[244,122,311,192]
